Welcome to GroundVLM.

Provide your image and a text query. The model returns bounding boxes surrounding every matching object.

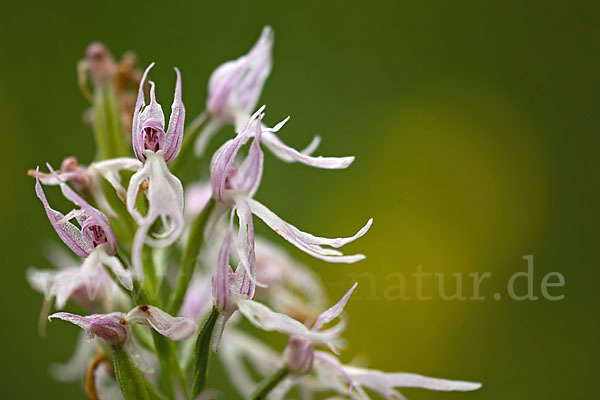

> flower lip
[141,119,166,155]
[284,335,315,375]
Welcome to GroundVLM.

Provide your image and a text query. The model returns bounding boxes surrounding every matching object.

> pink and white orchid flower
[194,27,354,171]
[49,305,197,373]
[210,107,372,264]
[35,166,133,291]
[126,63,185,275]
[219,284,481,399]
[207,108,371,349]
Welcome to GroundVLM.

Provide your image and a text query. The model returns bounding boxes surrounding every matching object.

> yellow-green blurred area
[0,0,598,398]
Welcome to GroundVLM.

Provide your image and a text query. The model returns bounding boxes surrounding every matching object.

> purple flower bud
[49,312,127,348]
[283,336,314,375]
[85,42,117,88]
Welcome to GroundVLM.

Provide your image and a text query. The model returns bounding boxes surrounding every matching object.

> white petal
[343,365,482,396]
[91,157,142,203]
[262,130,354,169]
[236,299,342,353]
[97,248,133,291]
[246,198,371,263]
[313,283,357,331]
[129,152,184,274]
[123,333,155,374]
[126,305,197,341]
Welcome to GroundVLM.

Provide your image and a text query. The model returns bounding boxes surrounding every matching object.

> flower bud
[85,42,117,88]
[283,336,314,375]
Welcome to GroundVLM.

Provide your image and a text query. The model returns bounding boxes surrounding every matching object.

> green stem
[142,246,160,306]
[249,367,289,400]
[170,340,190,400]
[152,332,176,400]
[167,199,216,315]
[100,178,136,243]
[112,347,151,400]
[191,307,219,398]
[93,85,130,160]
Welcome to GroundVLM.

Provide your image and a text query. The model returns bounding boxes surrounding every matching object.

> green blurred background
[1,0,598,398]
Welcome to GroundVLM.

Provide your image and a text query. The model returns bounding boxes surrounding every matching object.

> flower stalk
[167,198,216,316]
[112,347,151,400]
[249,367,289,400]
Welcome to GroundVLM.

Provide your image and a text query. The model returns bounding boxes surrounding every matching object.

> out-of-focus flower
[34,166,132,290]
[221,289,481,400]
[231,282,481,399]
[181,273,213,321]
[237,283,357,355]
[126,63,185,274]
[254,237,328,319]
[219,329,320,398]
[49,305,197,373]
[315,362,482,400]
[79,42,142,134]
[27,263,110,310]
[283,336,314,375]
[184,181,212,221]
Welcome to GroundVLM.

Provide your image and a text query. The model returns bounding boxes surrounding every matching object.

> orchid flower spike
[49,305,197,373]
[211,107,373,264]
[127,63,185,274]
[34,166,132,291]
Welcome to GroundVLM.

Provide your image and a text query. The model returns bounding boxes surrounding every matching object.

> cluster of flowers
[28,27,481,399]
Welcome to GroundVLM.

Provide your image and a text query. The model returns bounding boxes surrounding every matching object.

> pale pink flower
[49,305,197,373]
[127,63,186,274]
[34,166,132,290]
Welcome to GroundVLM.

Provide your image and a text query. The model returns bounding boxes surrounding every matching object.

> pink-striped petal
[125,305,197,341]
[313,283,357,331]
